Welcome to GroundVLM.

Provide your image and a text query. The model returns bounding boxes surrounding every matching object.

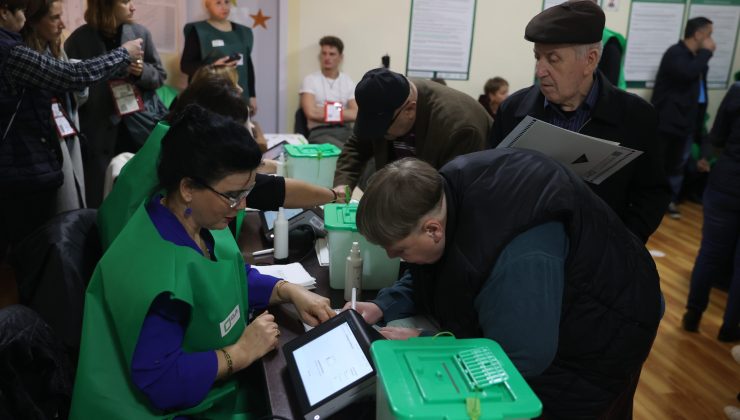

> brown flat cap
[525,1,605,44]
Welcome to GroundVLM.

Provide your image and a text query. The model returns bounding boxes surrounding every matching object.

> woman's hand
[213,55,238,67]
[121,38,143,59]
[236,311,279,362]
[378,326,421,340]
[341,301,383,324]
[127,59,144,77]
[279,283,334,327]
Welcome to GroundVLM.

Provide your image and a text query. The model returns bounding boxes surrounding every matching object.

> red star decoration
[250,9,271,29]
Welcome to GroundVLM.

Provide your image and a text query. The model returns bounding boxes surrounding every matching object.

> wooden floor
[635,201,739,419]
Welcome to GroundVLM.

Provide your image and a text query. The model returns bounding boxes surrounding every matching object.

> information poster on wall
[406,0,477,80]
[623,0,687,88]
[688,0,740,89]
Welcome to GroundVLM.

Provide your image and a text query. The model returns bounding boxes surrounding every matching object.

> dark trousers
[687,186,740,329]
[659,131,693,202]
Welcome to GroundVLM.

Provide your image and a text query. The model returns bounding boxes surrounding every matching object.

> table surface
[238,211,377,419]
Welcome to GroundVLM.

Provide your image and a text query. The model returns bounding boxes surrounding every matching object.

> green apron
[98,121,246,249]
[184,21,254,101]
[602,27,627,90]
[71,201,263,419]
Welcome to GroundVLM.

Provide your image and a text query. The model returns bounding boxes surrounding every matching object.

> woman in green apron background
[181,0,257,115]
[70,104,335,419]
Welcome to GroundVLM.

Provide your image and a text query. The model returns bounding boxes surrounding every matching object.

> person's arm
[180,28,202,78]
[661,47,712,84]
[245,263,280,310]
[283,178,347,207]
[269,280,334,327]
[134,27,167,90]
[333,134,374,189]
[708,84,739,149]
[598,37,622,87]
[131,294,218,411]
[474,222,567,377]
[4,44,132,92]
[370,270,417,322]
[300,92,325,123]
[343,98,358,122]
[621,105,671,242]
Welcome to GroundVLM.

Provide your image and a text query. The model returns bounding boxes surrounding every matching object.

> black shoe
[718,325,740,342]
[682,310,702,332]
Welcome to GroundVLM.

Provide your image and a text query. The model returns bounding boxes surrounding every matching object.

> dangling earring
[184,202,192,217]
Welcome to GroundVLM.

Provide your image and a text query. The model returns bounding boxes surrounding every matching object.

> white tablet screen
[292,322,374,406]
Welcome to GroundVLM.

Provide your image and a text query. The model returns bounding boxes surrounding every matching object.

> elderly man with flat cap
[490,1,670,243]
[333,68,491,191]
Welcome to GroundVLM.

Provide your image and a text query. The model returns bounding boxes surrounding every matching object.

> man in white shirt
[299,36,358,147]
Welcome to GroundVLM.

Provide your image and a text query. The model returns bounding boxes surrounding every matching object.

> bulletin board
[623,0,687,88]
[406,0,477,80]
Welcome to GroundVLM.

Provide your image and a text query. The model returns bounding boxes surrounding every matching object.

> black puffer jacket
[0,28,62,196]
[412,148,662,418]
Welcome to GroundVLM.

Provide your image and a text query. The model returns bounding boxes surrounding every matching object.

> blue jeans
[686,186,740,329]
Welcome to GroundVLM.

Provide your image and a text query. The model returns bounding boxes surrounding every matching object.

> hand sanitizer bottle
[273,207,289,264]
[344,242,363,301]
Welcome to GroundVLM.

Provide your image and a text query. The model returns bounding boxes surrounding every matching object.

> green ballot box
[371,337,542,420]
[324,203,401,290]
[284,143,340,188]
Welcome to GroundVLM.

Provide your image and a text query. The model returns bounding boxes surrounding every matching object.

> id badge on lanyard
[108,79,145,116]
[51,98,77,138]
[324,101,343,124]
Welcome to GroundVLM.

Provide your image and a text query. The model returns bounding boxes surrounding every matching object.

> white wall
[285,0,740,132]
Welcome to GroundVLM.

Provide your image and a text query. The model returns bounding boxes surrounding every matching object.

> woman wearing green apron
[70,105,335,419]
[181,0,257,114]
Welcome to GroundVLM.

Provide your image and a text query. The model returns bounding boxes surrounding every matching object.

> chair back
[11,209,101,368]
[103,152,134,199]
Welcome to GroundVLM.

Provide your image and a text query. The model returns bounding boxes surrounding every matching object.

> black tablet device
[263,140,288,161]
[259,207,325,242]
[283,309,383,420]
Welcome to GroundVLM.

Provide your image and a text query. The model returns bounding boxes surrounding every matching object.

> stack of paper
[255,262,316,289]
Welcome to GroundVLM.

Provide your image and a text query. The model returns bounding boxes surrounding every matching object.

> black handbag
[121,89,168,150]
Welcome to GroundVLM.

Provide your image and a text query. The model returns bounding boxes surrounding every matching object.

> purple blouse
[130,195,280,411]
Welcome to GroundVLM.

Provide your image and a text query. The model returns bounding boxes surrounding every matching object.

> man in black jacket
[489,1,670,243]
[651,17,715,219]
[351,151,663,419]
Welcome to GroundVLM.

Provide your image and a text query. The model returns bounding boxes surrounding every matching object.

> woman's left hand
[128,59,144,77]
[378,326,422,340]
[283,283,334,326]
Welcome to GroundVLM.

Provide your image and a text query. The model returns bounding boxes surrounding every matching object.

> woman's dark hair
[158,104,262,193]
[167,75,248,124]
[21,0,62,58]
[0,0,26,12]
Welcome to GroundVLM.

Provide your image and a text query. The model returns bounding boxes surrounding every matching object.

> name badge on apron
[212,39,225,47]
[324,101,344,123]
[108,79,144,116]
[220,305,241,337]
[51,98,77,138]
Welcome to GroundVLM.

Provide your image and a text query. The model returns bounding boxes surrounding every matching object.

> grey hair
[574,42,602,60]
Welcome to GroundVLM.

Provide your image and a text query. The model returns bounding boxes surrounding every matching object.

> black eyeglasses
[193,179,255,209]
